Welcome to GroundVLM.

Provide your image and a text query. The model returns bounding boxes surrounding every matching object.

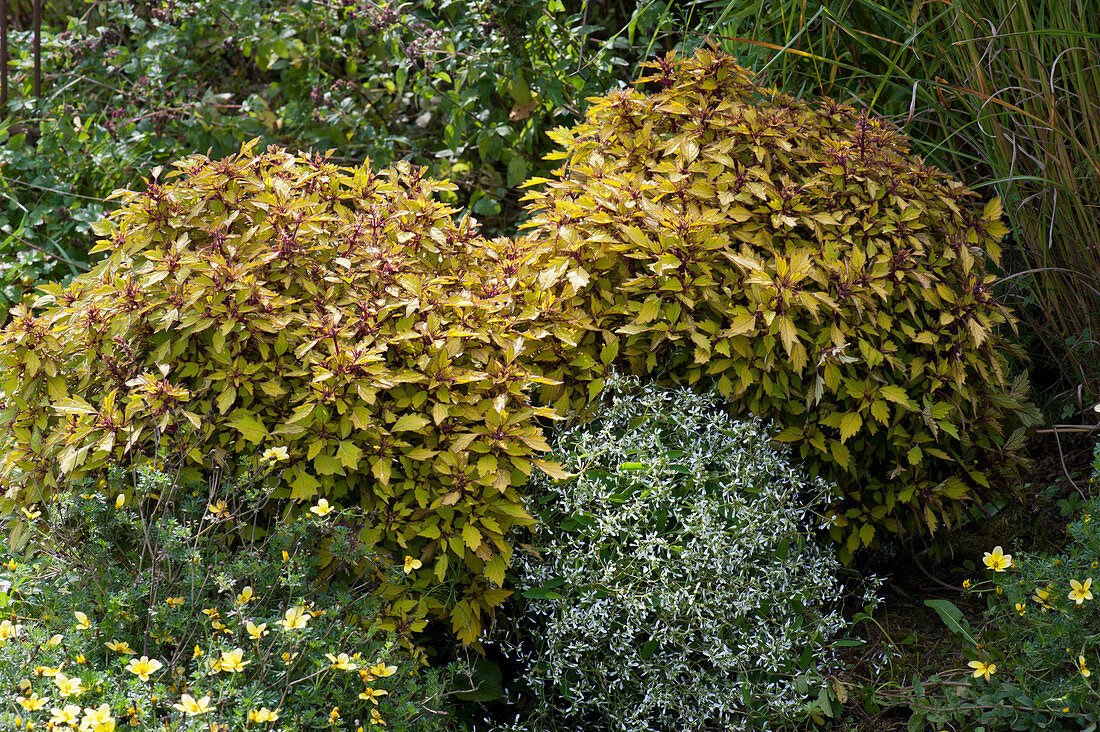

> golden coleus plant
[0,141,578,644]
[520,48,1041,558]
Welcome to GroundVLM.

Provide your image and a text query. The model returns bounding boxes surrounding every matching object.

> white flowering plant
[0,462,467,731]
[494,377,880,731]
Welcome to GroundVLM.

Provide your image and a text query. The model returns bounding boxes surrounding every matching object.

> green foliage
[498,376,878,731]
[909,447,1100,730]
[0,0,646,322]
[0,464,462,731]
[519,47,1041,557]
[0,142,579,644]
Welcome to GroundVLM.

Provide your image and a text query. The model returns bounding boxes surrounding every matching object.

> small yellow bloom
[968,660,996,681]
[359,687,389,705]
[165,597,184,608]
[1079,655,1091,678]
[74,611,91,629]
[126,656,164,682]
[962,579,971,589]
[5,559,17,571]
[403,556,423,574]
[74,655,86,665]
[173,694,213,716]
[80,703,116,732]
[245,621,269,640]
[0,618,22,640]
[260,446,289,464]
[370,708,386,726]
[309,498,334,517]
[281,551,290,563]
[49,705,81,726]
[281,651,299,663]
[329,707,340,722]
[36,665,62,677]
[1015,602,1027,616]
[193,645,204,659]
[1069,578,1094,604]
[276,606,310,630]
[982,546,1012,572]
[115,494,125,509]
[325,653,358,671]
[17,693,49,710]
[21,505,42,521]
[53,674,85,697]
[105,640,136,655]
[1033,586,1054,608]
[236,586,254,605]
[207,500,229,517]
[46,634,63,647]
[218,648,250,673]
[368,663,397,679]
[247,707,280,723]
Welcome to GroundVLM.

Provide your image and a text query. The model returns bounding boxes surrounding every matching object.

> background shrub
[495,376,878,731]
[0,142,577,643]
[520,47,1041,556]
[0,462,463,731]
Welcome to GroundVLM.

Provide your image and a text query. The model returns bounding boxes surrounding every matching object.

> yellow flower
[359,687,389,705]
[17,693,49,710]
[21,505,42,521]
[165,597,184,608]
[329,707,340,722]
[193,645,204,659]
[74,611,91,630]
[36,665,63,677]
[368,663,397,679]
[982,546,1012,572]
[49,705,81,726]
[1069,578,1094,605]
[207,500,229,517]
[236,586,254,605]
[276,606,310,630]
[5,559,17,571]
[0,618,22,640]
[260,446,289,464]
[309,498,334,517]
[105,640,135,655]
[968,660,996,681]
[247,707,279,723]
[218,648,250,673]
[1015,603,1027,616]
[281,551,290,563]
[280,652,299,663]
[245,621,269,640]
[46,634,63,647]
[962,579,971,589]
[172,694,213,716]
[1079,655,1091,678]
[54,674,85,697]
[80,703,115,732]
[115,494,125,509]
[125,656,164,682]
[370,709,386,726]
[325,653,358,671]
[74,655,86,665]
[403,556,423,574]
[1033,586,1054,608]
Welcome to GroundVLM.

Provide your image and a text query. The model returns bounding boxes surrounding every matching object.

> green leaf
[924,599,978,647]
[839,412,862,443]
[228,412,268,443]
[336,441,363,470]
[393,414,430,432]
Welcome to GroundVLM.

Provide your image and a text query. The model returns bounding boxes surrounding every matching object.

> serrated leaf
[838,412,862,443]
[229,412,268,443]
[637,297,661,324]
[336,441,363,470]
[393,414,430,432]
[531,459,570,479]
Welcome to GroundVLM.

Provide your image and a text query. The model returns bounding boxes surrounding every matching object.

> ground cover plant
[0,141,580,644]
[495,376,881,731]
[0,461,462,731]
[519,47,1041,556]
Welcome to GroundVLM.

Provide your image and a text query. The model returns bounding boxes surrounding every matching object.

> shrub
[910,443,1100,730]
[0,142,578,643]
[495,376,879,731]
[0,463,464,731]
[519,47,1041,556]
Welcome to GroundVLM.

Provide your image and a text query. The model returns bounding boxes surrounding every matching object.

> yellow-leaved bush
[0,141,578,644]
[520,48,1041,557]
